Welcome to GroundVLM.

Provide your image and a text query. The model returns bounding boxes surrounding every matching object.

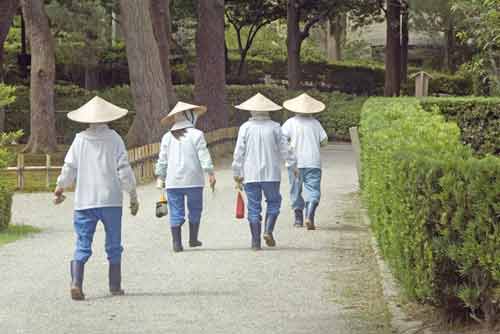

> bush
[360,97,500,323]
[0,86,19,230]
[420,97,500,156]
[5,84,363,144]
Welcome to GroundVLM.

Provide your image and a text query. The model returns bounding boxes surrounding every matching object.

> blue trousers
[166,187,203,227]
[244,182,282,224]
[73,207,123,264]
[288,168,322,210]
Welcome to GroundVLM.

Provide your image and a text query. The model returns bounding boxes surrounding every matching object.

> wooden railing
[4,127,239,190]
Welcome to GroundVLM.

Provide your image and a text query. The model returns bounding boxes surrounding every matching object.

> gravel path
[0,143,379,334]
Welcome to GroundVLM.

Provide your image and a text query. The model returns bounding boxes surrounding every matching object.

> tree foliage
[225,0,285,77]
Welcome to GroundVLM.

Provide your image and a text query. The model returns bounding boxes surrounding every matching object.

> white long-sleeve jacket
[155,127,214,189]
[232,117,297,183]
[56,124,137,210]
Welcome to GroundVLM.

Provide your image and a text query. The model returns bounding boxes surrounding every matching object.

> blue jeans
[244,182,282,224]
[73,207,123,264]
[166,187,203,227]
[288,168,322,210]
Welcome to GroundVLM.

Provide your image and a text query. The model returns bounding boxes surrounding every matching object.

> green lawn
[0,225,42,247]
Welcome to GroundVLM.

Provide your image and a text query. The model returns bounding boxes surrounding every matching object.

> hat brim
[67,106,129,123]
[160,106,207,127]
[282,100,326,114]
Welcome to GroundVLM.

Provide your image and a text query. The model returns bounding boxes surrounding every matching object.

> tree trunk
[287,0,301,90]
[384,0,401,97]
[21,0,57,153]
[150,0,176,106]
[0,0,18,82]
[119,0,170,147]
[443,19,454,73]
[194,0,227,131]
[401,3,409,84]
[327,15,346,62]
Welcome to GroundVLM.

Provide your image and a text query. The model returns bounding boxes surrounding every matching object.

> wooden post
[349,127,362,185]
[46,154,51,189]
[411,71,433,97]
[17,154,25,190]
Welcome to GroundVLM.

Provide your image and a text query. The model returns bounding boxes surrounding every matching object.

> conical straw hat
[283,93,326,114]
[235,93,282,112]
[160,101,207,127]
[67,96,129,123]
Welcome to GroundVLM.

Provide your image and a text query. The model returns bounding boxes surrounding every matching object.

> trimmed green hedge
[5,84,363,144]
[360,98,500,322]
[0,184,13,231]
[420,97,500,156]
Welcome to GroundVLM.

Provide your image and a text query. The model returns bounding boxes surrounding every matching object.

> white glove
[129,190,139,216]
[156,178,165,189]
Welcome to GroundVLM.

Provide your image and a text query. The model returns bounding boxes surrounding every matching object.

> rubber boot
[305,202,319,230]
[263,215,278,247]
[294,209,304,228]
[189,223,202,248]
[109,263,125,296]
[171,226,183,252]
[70,260,85,301]
[249,222,261,250]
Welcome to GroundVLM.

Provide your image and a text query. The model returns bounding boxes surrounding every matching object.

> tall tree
[286,0,380,90]
[0,0,18,82]
[410,0,456,72]
[384,0,402,96]
[195,0,228,131]
[326,14,347,62]
[47,0,109,90]
[21,0,57,153]
[119,0,170,147]
[287,0,334,90]
[401,0,409,84]
[225,0,285,79]
[150,0,176,106]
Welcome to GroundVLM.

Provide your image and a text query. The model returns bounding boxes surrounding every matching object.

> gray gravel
[0,143,362,334]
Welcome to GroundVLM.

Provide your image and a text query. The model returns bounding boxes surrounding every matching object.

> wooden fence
[4,127,239,190]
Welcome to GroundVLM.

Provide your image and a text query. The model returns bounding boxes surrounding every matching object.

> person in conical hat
[281,93,328,230]
[155,101,216,252]
[232,93,297,250]
[54,96,139,301]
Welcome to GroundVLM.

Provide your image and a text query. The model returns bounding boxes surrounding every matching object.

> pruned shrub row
[360,98,500,323]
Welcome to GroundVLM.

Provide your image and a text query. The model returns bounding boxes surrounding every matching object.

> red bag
[236,191,245,219]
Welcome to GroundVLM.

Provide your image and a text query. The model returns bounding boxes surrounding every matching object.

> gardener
[232,93,297,250]
[155,101,216,253]
[54,96,139,301]
[282,93,328,230]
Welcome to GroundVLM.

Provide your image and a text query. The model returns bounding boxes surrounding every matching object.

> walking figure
[232,93,297,250]
[282,93,328,230]
[155,102,216,252]
[54,96,139,300]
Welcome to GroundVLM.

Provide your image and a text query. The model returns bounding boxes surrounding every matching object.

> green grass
[0,224,41,247]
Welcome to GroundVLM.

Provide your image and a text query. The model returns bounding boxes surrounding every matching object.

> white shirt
[282,115,328,169]
[155,127,214,189]
[232,117,297,183]
[56,125,137,210]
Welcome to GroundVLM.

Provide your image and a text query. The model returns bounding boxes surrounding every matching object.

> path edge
[362,210,432,334]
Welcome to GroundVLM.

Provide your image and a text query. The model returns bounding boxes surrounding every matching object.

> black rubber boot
[294,209,304,227]
[189,223,202,247]
[249,223,261,250]
[109,263,125,296]
[263,215,278,247]
[70,260,85,301]
[305,202,319,230]
[171,226,183,252]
